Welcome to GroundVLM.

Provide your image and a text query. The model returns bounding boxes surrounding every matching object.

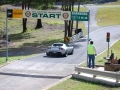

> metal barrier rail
[70,32,83,43]
[72,66,120,86]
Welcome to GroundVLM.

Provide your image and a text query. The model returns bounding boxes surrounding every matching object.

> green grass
[48,78,120,90]
[0,11,6,18]
[0,54,37,65]
[74,7,87,12]
[42,19,64,25]
[8,29,64,47]
[96,7,120,26]
[101,0,120,5]
[95,39,120,65]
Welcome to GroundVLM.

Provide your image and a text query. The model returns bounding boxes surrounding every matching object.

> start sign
[23,10,70,20]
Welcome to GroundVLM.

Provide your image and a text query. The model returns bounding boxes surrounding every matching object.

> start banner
[23,10,71,20]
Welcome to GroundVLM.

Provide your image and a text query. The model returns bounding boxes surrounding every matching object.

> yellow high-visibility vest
[88,44,95,54]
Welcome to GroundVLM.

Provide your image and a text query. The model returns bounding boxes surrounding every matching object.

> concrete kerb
[41,75,72,90]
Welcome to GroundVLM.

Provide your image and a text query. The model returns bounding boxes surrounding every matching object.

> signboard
[65,37,70,42]
[23,10,71,20]
[7,9,23,18]
[7,9,12,18]
[12,9,23,18]
[71,11,89,21]
[7,9,89,21]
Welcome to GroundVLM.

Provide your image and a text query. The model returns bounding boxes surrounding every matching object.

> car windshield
[53,44,63,46]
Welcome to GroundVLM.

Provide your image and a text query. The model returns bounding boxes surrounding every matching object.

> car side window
[59,44,63,46]
[66,44,69,47]
[53,44,57,46]
[66,44,72,47]
[53,44,63,46]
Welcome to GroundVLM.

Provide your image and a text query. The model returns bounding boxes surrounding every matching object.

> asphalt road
[0,5,120,90]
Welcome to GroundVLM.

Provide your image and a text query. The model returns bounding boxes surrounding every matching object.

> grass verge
[48,77,120,90]
[100,0,120,5]
[96,7,120,26]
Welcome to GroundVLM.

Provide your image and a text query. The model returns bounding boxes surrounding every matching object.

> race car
[46,43,74,57]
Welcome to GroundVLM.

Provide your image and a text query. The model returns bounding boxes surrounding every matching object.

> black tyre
[63,51,68,57]
[46,53,50,56]
[70,49,74,55]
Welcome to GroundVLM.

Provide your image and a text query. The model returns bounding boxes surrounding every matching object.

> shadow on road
[0,72,65,79]
[77,38,87,42]
[43,55,67,58]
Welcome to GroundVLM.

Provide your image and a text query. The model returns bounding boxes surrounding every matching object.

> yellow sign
[65,37,70,42]
[12,9,23,18]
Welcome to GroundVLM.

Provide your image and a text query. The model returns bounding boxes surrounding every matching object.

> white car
[46,43,74,57]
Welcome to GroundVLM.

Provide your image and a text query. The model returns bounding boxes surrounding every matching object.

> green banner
[71,11,89,21]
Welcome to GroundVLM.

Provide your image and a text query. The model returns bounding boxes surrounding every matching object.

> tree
[75,0,82,34]
[22,1,27,33]
[61,0,90,43]
[35,0,55,29]
[35,0,46,29]
[62,0,75,42]
[22,0,32,33]
[0,0,3,5]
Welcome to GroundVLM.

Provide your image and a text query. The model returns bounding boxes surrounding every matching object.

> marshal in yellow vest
[88,45,96,54]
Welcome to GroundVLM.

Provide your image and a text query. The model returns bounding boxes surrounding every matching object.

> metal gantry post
[6,8,8,62]
[87,10,90,67]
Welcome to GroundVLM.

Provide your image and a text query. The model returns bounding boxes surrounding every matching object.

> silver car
[46,43,74,57]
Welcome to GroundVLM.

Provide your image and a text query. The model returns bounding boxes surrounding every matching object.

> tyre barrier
[70,32,83,43]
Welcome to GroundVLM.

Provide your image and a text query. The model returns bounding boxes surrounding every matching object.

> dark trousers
[88,54,95,68]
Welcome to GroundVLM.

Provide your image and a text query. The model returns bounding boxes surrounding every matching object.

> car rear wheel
[46,53,50,56]
[63,51,68,57]
[70,49,74,55]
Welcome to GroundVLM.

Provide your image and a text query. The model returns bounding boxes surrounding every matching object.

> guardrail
[72,66,120,86]
[70,32,83,43]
